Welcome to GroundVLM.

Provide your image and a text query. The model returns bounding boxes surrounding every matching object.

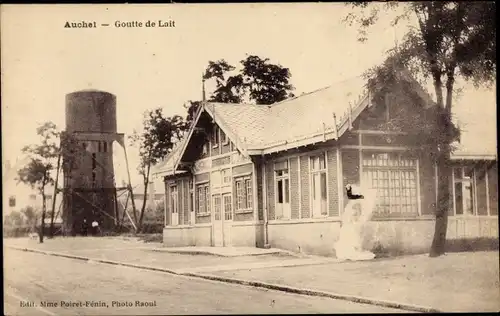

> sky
[2,3,496,186]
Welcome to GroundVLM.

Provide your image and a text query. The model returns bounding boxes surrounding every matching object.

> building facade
[153,71,498,256]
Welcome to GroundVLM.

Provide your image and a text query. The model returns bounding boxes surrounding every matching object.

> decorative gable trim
[203,103,250,158]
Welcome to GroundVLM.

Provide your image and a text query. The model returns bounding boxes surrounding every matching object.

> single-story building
[152,69,497,256]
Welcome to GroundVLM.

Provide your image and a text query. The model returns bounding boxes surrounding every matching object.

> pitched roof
[208,76,371,153]
[150,137,188,178]
[152,70,496,176]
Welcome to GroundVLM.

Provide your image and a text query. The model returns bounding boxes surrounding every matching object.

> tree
[4,211,24,227]
[186,55,295,123]
[130,108,189,233]
[344,2,496,257]
[21,206,38,228]
[17,122,60,243]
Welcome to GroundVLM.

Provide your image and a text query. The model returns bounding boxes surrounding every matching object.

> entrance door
[222,193,233,246]
[212,194,223,246]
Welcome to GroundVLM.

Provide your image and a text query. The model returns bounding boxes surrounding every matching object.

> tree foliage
[17,122,60,243]
[186,55,295,123]
[344,1,496,257]
[129,108,189,232]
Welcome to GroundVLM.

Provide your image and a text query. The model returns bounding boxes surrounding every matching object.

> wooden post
[123,146,138,225]
[333,113,338,139]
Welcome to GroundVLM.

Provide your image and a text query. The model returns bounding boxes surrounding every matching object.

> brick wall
[326,148,339,217]
[184,179,190,224]
[255,158,264,221]
[164,180,170,226]
[300,156,310,218]
[234,212,254,221]
[341,149,359,208]
[195,173,209,183]
[221,140,231,155]
[487,163,498,215]
[233,163,253,175]
[290,157,300,219]
[265,160,275,220]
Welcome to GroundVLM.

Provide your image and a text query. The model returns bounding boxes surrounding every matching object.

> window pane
[454,168,462,180]
[277,180,283,203]
[455,182,463,215]
[284,179,290,203]
[311,157,318,170]
[224,195,232,220]
[312,174,317,199]
[463,181,474,215]
[214,196,221,220]
[320,172,327,200]
[464,167,473,180]
[205,187,210,213]
[246,179,252,209]
[319,154,325,169]
[236,181,244,210]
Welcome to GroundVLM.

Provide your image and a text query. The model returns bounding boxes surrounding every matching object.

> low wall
[163,223,260,247]
[231,223,260,247]
[164,216,498,254]
[268,220,342,256]
[163,225,211,247]
[447,216,498,239]
[362,218,435,255]
[267,216,498,256]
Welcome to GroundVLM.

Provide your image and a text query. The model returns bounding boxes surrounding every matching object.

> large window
[362,152,418,216]
[196,183,210,215]
[275,161,291,220]
[453,167,475,215]
[235,176,252,211]
[310,153,327,217]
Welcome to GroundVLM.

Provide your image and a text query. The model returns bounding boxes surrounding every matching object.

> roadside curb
[8,246,441,313]
[182,272,442,313]
[9,246,180,275]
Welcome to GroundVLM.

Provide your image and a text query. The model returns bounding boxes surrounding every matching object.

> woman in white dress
[334,184,377,261]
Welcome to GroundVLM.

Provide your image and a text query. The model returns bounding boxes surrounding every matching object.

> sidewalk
[5,237,499,312]
[4,237,331,273]
[205,251,500,312]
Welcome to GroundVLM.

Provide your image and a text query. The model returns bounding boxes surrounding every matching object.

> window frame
[274,162,291,220]
[195,183,211,216]
[309,152,328,218]
[169,185,179,226]
[361,151,419,217]
[452,166,477,216]
[234,175,253,212]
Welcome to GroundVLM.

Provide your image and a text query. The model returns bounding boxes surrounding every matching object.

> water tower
[60,90,127,234]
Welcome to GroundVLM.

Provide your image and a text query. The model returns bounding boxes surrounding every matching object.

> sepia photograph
[2,2,498,315]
